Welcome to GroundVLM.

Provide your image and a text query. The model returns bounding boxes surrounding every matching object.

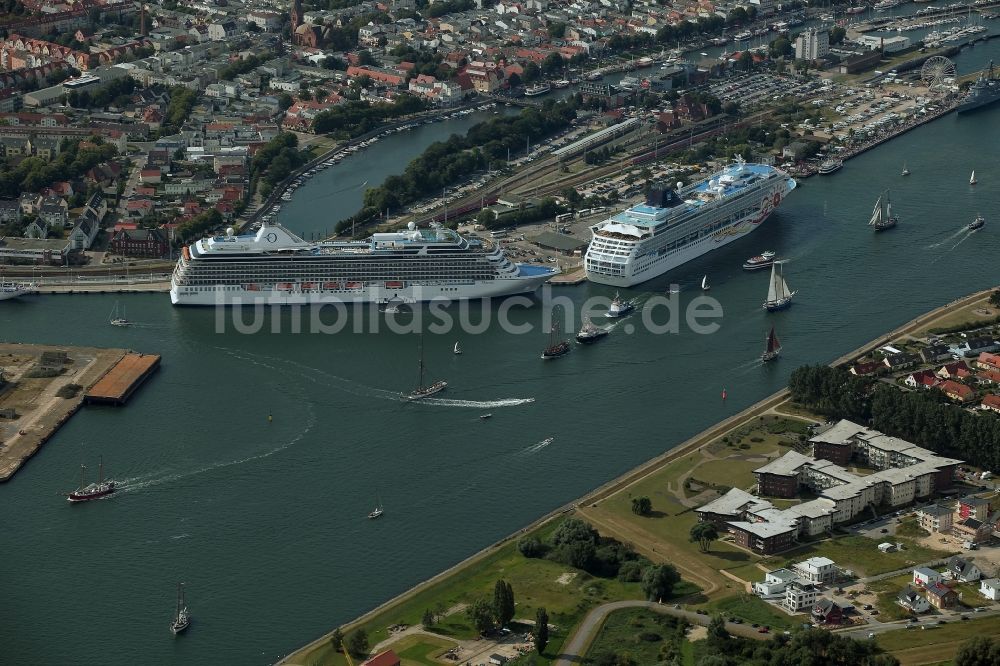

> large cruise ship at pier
[584,160,796,287]
[170,222,556,305]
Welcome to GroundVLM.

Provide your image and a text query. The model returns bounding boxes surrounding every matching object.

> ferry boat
[969,214,986,231]
[584,159,795,288]
[170,222,556,306]
[818,159,843,175]
[525,83,552,96]
[743,250,776,271]
[575,319,609,344]
[0,281,35,301]
[67,459,116,503]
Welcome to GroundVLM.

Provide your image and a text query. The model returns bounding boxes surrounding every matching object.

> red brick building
[727,521,796,555]
[110,227,169,258]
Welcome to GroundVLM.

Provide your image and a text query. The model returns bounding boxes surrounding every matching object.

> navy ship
[957,62,1000,114]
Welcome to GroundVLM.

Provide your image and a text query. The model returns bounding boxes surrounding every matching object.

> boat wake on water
[515,437,554,456]
[410,397,535,408]
[926,226,969,249]
[221,349,536,408]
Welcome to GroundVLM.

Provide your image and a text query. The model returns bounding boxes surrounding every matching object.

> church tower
[291,0,303,31]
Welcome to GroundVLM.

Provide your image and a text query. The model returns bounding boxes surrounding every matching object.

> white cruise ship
[584,160,795,287]
[170,221,557,306]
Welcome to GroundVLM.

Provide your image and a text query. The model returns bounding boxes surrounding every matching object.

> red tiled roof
[982,394,1000,411]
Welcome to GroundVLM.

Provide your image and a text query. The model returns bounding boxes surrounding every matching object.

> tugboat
[969,214,986,231]
[743,251,776,271]
[575,319,609,344]
[605,292,636,318]
[404,334,447,400]
[67,458,116,503]
[763,261,796,312]
[541,320,571,359]
[761,325,782,362]
[170,583,191,635]
[868,191,898,231]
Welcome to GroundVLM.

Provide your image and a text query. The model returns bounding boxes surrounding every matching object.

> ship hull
[956,97,1000,113]
[170,271,554,306]
[68,488,116,503]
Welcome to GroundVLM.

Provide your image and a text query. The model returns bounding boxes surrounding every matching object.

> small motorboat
[480,413,493,420]
[605,292,636,318]
[969,214,986,231]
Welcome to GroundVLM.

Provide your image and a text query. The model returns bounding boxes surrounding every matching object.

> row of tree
[161,86,199,135]
[66,77,136,110]
[788,364,1000,471]
[347,99,578,232]
[249,132,308,199]
[312,96,427,136]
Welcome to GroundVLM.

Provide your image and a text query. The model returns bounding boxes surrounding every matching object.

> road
[553,600,770,666]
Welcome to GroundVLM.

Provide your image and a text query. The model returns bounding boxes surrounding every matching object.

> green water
[2,55,999,665]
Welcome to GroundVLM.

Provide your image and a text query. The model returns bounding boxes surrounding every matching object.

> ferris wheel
[920,56,956,90]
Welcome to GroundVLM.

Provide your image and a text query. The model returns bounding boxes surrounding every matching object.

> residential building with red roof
[982,394,1000,413]
[938,379,975,403]
[977,352,1000,373]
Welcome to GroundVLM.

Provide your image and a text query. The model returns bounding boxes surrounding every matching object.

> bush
[617,560,645,583]
[56,383,82,399]
[518,536,546,558]
[750,437,764,443]
[637,631,662,642]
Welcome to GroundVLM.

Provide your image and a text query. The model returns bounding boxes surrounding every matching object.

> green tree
[329,627,344,652]
[954,636,1000,666]
[689,522,719,553]
[542,52,564,75]
[631,496,652,516]
[422,608,435,627]
[278,93,294,110]
[830,26,847,45]
[641,564,680,601]
[990,290,1000,308]
[522,61,541,83]
[493,579,515,627]
[534,607,549,654]
[467,597,495,635]
[346,629,369,657]
[548,22,566,38]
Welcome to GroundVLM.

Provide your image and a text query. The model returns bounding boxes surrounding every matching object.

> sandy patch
[688,625,708,641]
[556,572,578,585]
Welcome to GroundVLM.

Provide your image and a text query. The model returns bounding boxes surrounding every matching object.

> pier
[0,343,132,481]
[84,353,161,406]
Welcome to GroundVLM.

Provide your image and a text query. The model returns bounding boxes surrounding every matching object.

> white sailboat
[970,170,977,185]
[368,492,384,519]
[701,275,710,291]
[868,191,898,231]
[762,261,796,311]
[109,301,131,327]
[170,582,191,635]
[901,162,910,176]
[453,342,462,355]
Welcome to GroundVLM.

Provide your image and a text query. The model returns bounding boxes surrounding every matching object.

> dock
[84,353,161,406]
[550,268,587,285]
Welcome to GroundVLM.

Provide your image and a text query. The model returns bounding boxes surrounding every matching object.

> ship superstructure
[170,221,556,305]
[584,160,795,287]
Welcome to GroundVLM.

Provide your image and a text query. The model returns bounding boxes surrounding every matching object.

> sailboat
[541,318,571,359]
[67,457,117,503]
[453,342,462,355]
[109,301,131,327]
[970,170,977,185]
[762,261,796,311]
[901,162,910,176]
[368,493,384,519]
[170,582,191,635]
[868,191,898,231]
[761,326,781,362]
[403,334,447,400]
[701,275,710,291]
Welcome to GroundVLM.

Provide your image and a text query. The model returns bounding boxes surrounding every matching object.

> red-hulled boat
[67,458,116,503]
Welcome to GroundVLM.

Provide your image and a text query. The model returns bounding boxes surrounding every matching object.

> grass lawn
[582,608,689,666]
[953,582,992,609]
[700,594,803,630]
[867,574,915,622]
[763,536,953,577]
[896,518,931,540]
[290,520,660,666]
[917,296,998,335]
[876,614,1000,663]
[393,634,457,666]
[692,458,764,492]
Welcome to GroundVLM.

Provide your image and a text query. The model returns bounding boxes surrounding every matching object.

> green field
[876,614,1000,652]
[764,536,953,577]
[867,574,916,622]
[701,594,803,630]
[392,634,456,666]
[583,608,693,666]
[290,518,702,666]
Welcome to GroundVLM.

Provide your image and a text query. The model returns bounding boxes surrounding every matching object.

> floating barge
[84,353,161,406]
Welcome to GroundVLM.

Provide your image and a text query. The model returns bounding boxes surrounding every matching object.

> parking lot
[707,72,831,111]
